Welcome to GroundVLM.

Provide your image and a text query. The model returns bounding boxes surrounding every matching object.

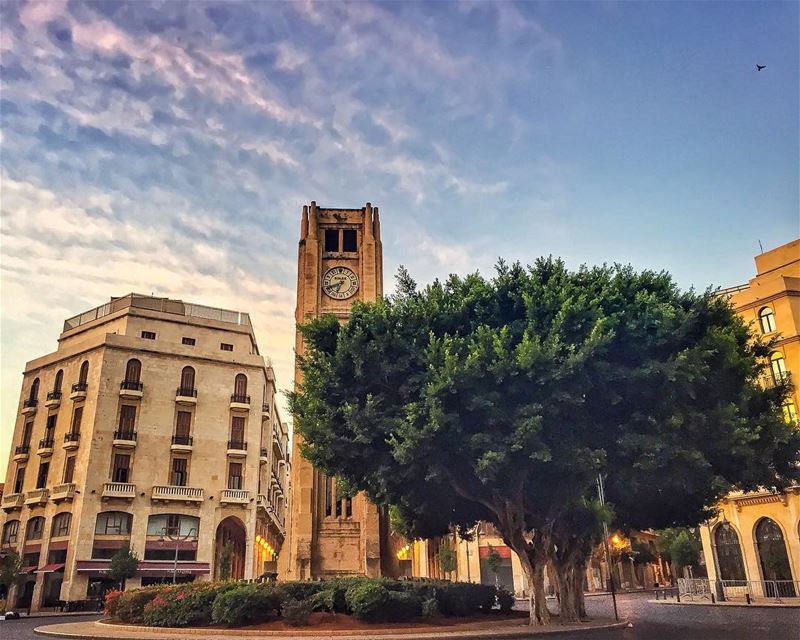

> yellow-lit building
[699,239,800,596]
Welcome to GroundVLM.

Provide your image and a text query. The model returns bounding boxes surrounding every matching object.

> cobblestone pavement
[1,613,103,640]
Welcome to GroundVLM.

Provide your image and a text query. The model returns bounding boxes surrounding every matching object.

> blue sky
[1,1,798,471]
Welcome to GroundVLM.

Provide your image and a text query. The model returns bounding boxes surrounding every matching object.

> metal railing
[678,578,800,603]
[120,380,143,391]
[64,432,81,442]
[38,438,55,449]
[71,382,88,393]
[15,444,30,455]
[64,294,251,331]
[172,435,193,446]
[23,398,38,408]
[231,394,250,404]
[113,430,137,441]
[227,440,247,450]
[47,390,62,401]
[176,387,197,397]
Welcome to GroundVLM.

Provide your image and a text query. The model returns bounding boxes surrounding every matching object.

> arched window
[51,512,72,537]
[26,516,45,541]
[714,524,746,581]
[770,353,788,385]
[29,378,40,402]
[78,361,89,384]
[146,514,199,537]
[180,366,195,391]
[125,359,142,383]
[759,307,776,334]
[95,511,132,536]
[2,520,20,545]
[782,401,798,425]
[234,374,248,397]
[53,370,63,393]
[755,518,795,595]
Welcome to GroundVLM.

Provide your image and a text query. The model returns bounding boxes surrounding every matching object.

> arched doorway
[215,516,246,581]
[714,524,746,583]
[755,518,795,597]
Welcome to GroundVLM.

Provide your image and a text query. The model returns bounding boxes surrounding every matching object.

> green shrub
[346,582,390,621]
[310,588,336,612]
[384,591,422,622]
[211,583,281,627]
[496,587,514,613]
[434,582,496,616]
[421,596,439,618]
[276,581,324,602]
[116,588,159,623]
[142,584,219,627]
[282,598,313,626]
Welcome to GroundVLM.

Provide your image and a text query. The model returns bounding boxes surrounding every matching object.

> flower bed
[105,578,515,628]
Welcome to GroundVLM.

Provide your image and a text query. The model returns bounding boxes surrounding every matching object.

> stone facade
[0,294,289,611]
[280,202,385,580]
[699,239,800,593]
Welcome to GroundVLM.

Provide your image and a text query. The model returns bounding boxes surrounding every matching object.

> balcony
[220,489,250,505]
[70,382,88,401]
[256,494,267,510]
[230,394,250,412]
[1,493,24,511]
[226,440,247,457]
[13,445,30,462]
[119,380,143,399]
[175,387,198,405]
[260,448,268,464]
[151,485,204,503]
[25,488,49,506]
[113,430,137,448]
[21,398,38,416]
[45,390,62,408]
[170,435,193,452]
[261,403,270,420]
[37,438,55,457]
[51,483,76,503]
[102,482,136,500]
[63,432,81,450]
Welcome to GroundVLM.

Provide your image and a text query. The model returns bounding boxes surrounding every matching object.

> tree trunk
[549,556,589,623]
[506,537,550,625]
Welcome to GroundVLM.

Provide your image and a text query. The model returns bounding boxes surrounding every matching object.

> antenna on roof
[758,240,764,254]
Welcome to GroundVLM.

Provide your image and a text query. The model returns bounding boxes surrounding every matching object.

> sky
[1,1,798,474]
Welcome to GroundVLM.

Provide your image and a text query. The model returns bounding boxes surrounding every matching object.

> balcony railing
[152,485,204,502]
[2,493,24,510]
[25,488,49,505]
[46,390,62,401]
[102,482,136,499]
[227,440,247,450]
[71,382,88,393]
[176,387,198,398]
[231,394,250,404]
[172,435,193,446]
[23,398,38,408]
[64,432,81,443]
[15,444,30,455]
[39,437,55,449]
[262,403,270,414]
[220,489,250,504]
[51,483,76,502]
[113,430,137,442]
[120,380,143,391]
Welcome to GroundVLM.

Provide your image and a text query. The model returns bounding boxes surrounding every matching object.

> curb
[649,599,800,609]
[33,619,629,639]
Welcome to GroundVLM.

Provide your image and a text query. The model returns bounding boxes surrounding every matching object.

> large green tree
[290,260,799,625]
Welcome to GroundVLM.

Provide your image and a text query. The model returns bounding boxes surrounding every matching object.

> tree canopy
[290,259,799,624]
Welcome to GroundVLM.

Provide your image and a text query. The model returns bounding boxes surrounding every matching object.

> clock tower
[281,201,384,580]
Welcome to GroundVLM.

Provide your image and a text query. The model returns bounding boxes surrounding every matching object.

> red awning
[36,563,65,573]
[478,545,512,560]
[48,540,69,551]
[22,565,37,574]
[92,540,127,550]
[144,540,197,550]
[138,561,210,575]
[76,560,110,574]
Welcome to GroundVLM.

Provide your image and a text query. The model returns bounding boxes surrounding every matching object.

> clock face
[322,267,359,300]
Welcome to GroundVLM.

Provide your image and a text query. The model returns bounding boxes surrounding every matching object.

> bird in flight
[757,64,766,71]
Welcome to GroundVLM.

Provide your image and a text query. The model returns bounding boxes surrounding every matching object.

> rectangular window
[112,454,130,483]
[45,413,57,439]
[230,416,245,443]
[36,461,49,489]
[324,229,339,252]
[182,337,196,346]
[119,405,136,433]
[63,456,76,483]
[342,229,358,252]
[22,420,33,446]
[171,457,188,486]
[228,462,243,490]
[96,512,131,536]
[141,331,156,340]
[26,518,44,540]
[175,411,191,437]
[220,343,233,351]
[70,406,83,435]
[14,466,26,493]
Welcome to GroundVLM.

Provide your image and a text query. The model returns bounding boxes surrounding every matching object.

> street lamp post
[160,526,197,584]
[705,511,728,602]
[597,474,619,622]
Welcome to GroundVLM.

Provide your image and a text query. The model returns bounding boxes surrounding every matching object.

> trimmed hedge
[107,577,511,628]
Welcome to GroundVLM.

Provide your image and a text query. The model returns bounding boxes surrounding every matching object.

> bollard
[746,593,751,605]
[676,591,681,603]
[711,593,715,604]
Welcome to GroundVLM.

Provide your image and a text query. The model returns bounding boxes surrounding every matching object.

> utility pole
[597,474,619,622]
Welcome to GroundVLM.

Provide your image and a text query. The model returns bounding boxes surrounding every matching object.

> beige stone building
[280,201,388,580]
[0,294,289,611]
[699,239,800,597]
